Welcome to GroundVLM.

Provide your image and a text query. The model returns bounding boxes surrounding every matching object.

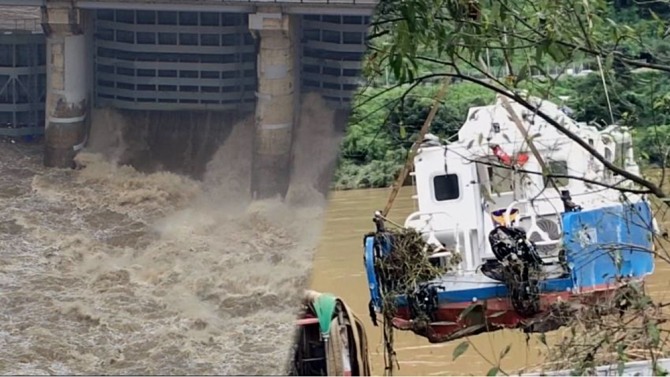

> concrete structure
[1,0,375,197]
[248,10,297,198]
[41,2,91,167]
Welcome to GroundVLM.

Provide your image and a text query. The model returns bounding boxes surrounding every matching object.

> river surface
[311,187,670,376]
[0,133,329,375]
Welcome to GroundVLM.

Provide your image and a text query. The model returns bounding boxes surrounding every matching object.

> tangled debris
[540,282,668,375]
[375,227,460,296]
[371,226,462,375]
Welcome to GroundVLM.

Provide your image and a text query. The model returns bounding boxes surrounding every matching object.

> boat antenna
[596,55,615,125]
[381,78,451,217]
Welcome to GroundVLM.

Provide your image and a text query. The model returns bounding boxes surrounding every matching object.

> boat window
[605,147,613,161]
[475,158,514,195]
[433,174,460,201]
[487,165,514,194]
[543,160,569,187]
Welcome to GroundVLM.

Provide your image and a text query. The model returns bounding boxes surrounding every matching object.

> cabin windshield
[475,158,517,213]
[543,160,569,188]
[488,165,514,194]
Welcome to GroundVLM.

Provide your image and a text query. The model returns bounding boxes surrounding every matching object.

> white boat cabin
[405,94,641,272]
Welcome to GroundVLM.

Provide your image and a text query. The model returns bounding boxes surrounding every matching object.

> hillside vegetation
[334,1,670,190]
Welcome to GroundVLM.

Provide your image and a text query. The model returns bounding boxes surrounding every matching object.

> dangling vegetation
[373,226,463,376]
[375,228,462,295]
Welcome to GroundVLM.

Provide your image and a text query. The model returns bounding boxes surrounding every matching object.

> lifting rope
[381,78,451,218]
[377,79,450,376]
[498,95,562,196]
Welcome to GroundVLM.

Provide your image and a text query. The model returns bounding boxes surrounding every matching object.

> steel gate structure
[0,24,46,138]
[300,14,370,108]
[93,9,257,111]
[0,4,373,141]
[92,9,369,111]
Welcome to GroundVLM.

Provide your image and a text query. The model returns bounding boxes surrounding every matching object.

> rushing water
[0,95,343,375]
[0,146,311,375]
[311,188,670,376]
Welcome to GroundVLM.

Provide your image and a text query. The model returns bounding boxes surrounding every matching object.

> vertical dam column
[41,3,88,168]
[249,9,296,200]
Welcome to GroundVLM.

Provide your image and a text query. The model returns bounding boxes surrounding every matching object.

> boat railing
[503,200,564,251]
[405,210,463,255]
[404,210,453,229]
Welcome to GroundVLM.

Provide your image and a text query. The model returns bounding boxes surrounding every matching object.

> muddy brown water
[0,143,329,375]
[0,89,342,375]
[310,187,670,376]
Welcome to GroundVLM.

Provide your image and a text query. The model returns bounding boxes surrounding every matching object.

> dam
[0,0,376,198]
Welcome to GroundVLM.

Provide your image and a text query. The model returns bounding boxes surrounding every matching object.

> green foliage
[335,69,670,188]
[334,83,494,189]
[633,124,670,166]
[334,0,670,189]
[452,341,469,361]
[368,0,669,86]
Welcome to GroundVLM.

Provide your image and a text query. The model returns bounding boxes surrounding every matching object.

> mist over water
[0,93,343,374]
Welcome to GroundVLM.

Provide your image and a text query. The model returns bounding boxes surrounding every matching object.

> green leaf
[546,42,567,62]
[516,64,530,84]
[400,6,416,33]
[500,344,511,360]
[452,341,470,361]
[459,303,481,321]
[399,125,407,139]
[648,322,661,347]
[487,366,500,376]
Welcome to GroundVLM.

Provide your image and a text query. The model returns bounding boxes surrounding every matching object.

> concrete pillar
[41,3,88,168]
[248,9,296,200]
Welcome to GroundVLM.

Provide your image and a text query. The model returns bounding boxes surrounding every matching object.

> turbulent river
[0,148,313,374]
[3,5,670,376]
[0,91,342,373]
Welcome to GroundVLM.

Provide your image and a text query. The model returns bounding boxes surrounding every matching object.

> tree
[365,0,670,200]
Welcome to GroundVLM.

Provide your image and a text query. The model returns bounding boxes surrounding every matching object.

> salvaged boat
[363,94,657,343]
[289,290,371,376]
